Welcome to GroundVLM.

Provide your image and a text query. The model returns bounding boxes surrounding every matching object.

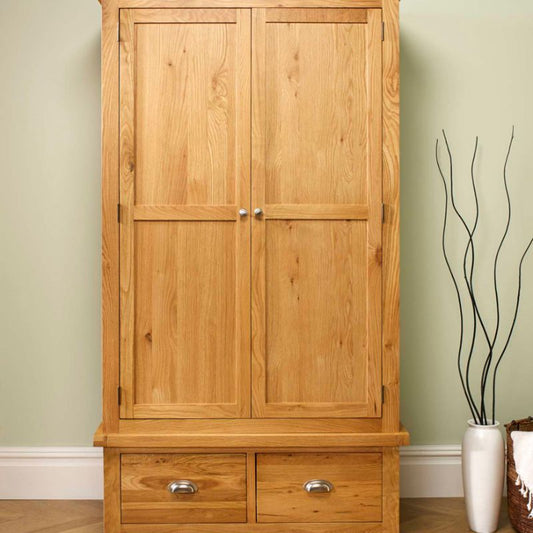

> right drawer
[256,452,382,523]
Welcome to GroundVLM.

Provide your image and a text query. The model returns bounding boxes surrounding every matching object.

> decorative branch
[435,127,533,424]
[491,237,533,423]
[464,137,481,422]
[480,127,514,423]
[436,139,480,423]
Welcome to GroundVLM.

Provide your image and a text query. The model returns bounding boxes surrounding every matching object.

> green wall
[0,0,532,446]
[400,0,533,443]
[0,0,101,445]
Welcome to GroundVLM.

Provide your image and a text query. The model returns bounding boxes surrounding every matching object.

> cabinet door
[252,8,383,418]
[119,9,251,418]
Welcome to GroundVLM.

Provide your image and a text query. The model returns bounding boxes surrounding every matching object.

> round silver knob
[239,208,248,217]
[303,479,334,493]
[254,208,263,216]
[167,480,198,494]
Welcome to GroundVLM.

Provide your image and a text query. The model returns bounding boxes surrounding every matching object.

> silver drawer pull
[303,479,334,493]
[168,480,198,494]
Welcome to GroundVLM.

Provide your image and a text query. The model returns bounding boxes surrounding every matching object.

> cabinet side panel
[382,0,400,432]
[102,0,120,432]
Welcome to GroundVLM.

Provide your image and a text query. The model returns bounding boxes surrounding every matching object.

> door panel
[134,222,237,416]
[135,22,236,206]
[120,9,251,418]
[252,8,382,417]
[265,20,367,206]
[265,220,368,406]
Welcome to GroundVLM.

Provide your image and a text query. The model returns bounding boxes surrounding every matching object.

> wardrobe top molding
[98,0,385,8]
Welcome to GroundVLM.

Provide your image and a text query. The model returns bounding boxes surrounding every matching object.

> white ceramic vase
[462,419,505,533]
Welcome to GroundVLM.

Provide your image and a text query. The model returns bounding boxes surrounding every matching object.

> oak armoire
[94,0,407,530]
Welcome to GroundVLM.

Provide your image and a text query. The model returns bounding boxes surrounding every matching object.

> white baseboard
[400,445,463,498]
[0,445,463,500]
[0,447,104,500]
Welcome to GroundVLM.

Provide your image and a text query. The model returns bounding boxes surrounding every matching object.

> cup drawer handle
[303,479,334,493]
[167,480,198,494]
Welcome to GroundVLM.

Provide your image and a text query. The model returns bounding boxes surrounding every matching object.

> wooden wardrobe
[94,0,407,531]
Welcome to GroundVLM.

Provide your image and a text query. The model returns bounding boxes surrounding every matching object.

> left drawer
[120,453,247,524]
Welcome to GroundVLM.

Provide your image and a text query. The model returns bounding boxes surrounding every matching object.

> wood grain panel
[247,453,257,523]
[383,447,400,533]
[364,7,384,423]
[105,449,121,533]
[98,419,409,448]
[381,0,401,433]
[119,9,251,419]
[264,20,368,205]
[118,0,383,7]
[256,453,382,523]
[105,431,408,450]
[119,8,136,418]
[264,220,368,411]
[251,7,268,421]
[121,454,247,523]
[135,22,236,206]
[117,418,385,434]
[131,8,237,23]
[121,524,383,533]
[265,8,367,23]
[133,205,237,221]
[134,222,237,414]
[264,204,368,220]
[101,0,120,432]
[252,9,383,419]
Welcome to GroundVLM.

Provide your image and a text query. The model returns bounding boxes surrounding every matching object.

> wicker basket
[506,417,533,532]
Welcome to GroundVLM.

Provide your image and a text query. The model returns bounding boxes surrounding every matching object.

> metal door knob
[167,480,198,494]
[303,479,334,493]
[239,208,248,217]
[254,208,263,216]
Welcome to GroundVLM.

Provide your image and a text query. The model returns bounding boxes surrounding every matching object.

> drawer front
[121,454,247,524]
[256,453,382,523]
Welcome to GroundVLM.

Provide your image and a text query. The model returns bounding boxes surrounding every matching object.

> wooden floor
[401,498,513,532]
[0,499,513,532]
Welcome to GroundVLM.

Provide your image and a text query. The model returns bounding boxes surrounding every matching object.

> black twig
[462,137,481,422]
[435,139,480,423]
[443,130,494,420]
[435,128,530,425]
[491,237,533,423]
[480,127,515,422]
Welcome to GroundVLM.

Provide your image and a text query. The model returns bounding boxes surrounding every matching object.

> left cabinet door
[119,9,251,419]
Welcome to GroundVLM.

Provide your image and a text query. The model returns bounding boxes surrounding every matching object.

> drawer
[256,452,382,523]
[121,453,247,524]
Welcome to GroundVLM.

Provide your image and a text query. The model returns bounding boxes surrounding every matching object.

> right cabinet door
[252,8,383,418]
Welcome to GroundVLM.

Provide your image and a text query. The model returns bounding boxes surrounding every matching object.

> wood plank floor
[401,498,513,532]
[0,499,514,532]
[0,501,102,533]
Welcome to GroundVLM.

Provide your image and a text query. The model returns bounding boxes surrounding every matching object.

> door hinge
[118,386,122,406]
[117,22,120,42]
[382,385,386,404]
[381,21,385,42]
[117,203,121,223]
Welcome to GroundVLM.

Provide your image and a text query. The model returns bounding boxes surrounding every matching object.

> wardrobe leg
[383,447,400,533]
[104,448,121,533]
